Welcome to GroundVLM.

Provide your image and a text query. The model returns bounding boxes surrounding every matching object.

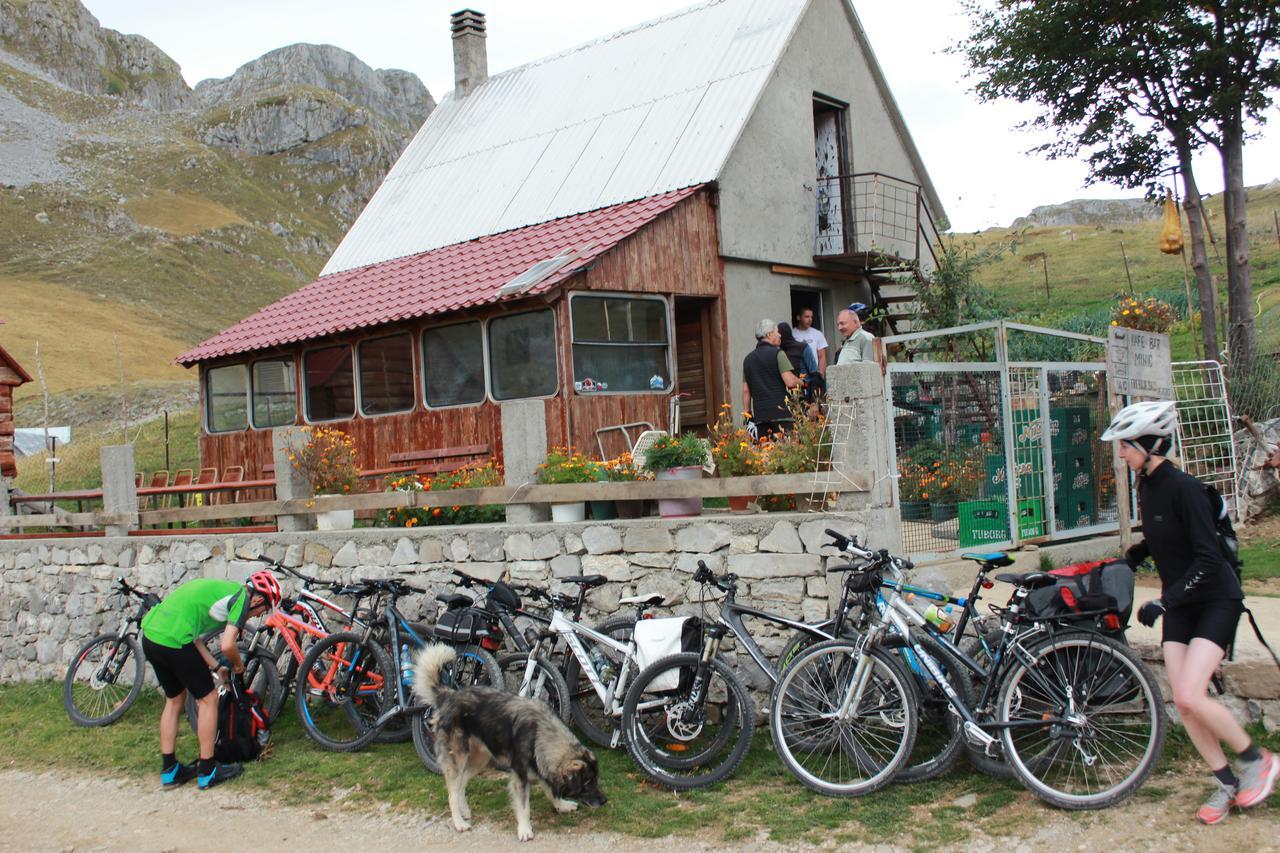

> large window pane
[206,365,248,433]
[489,310,558,400]
[422,322,485,407]
[570,296,670,392]
[251,359,296,428]
[358,333,415,415]
[305,345,355,422]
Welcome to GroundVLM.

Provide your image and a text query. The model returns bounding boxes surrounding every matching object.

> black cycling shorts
[1162,599,1243,652]
[142,636,215,700]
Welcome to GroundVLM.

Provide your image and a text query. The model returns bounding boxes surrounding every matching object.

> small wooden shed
[0,342,33,478]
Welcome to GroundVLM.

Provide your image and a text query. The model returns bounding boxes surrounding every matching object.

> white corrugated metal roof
[322,0,809,275]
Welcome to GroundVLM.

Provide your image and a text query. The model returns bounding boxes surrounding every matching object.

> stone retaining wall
[0,511,879,707]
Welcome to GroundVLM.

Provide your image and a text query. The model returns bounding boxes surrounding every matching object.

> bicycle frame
[718,596,839,687]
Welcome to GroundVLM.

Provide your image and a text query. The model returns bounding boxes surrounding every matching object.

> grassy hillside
[963,183,1280,362]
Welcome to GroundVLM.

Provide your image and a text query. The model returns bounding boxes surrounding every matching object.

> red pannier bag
[1025,559,1135,634]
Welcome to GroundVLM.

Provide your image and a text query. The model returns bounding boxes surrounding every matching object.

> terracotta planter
[656,466,703,518]
[727,494,755,512]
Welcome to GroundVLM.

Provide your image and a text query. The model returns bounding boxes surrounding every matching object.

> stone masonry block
[674,523,731,553]
[467,532,504,563]
[550,554,581,579]
[582,554,630,581]
[531,534,560,560]
[759,522,803,554]
[504,533,534,560]
[727,553,823,579]
[622,526,672,553]
[629,552,674,569]
[582,526,622,555]
[332,541,359,568]
[418,539,445,564]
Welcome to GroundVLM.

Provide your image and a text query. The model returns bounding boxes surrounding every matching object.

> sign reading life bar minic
[1106,327,1174,400]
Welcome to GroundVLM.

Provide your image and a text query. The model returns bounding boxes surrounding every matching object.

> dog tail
[413,643,457,705]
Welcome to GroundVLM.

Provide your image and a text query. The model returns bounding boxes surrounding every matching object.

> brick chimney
[451,9,488,97]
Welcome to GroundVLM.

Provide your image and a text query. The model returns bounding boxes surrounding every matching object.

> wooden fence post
[100,445,138,537]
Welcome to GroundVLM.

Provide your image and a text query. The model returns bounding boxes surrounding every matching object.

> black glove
[1125,542,1149,568]
[1136,599,1165,628]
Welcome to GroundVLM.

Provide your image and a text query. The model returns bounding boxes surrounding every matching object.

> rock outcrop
[0,0,190,109]
[1010,197,1162,229]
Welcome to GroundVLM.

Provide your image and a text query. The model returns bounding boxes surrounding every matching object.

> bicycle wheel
[63,634,144,727]
[958,635,1015,779]
[564,616,636,747]
[777,628,829,675]
[997,632,1166,809]
[622,653,754,790]
[499,652,571,722]
[296,631,393,752]
[408,644,504,775]
[896,632,973,783]
[770,639,917,797]
[185,653,283,733]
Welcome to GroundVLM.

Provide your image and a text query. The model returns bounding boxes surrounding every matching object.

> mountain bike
[772,540,1166,808]
[63,577,160,726]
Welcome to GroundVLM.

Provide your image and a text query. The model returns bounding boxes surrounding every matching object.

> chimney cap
[451,9,486,35]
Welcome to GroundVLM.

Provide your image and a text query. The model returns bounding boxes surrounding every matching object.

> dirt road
[1,767,1276,852]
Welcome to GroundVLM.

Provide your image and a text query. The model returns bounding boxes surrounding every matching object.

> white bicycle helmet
[1100,400,1177,442]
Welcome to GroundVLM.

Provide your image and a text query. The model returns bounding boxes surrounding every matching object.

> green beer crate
[1053,448,1093,494]
[1054,488,1096,530]
[959,498,1045,547]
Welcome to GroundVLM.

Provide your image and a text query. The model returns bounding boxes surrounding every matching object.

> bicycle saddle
[995,571,1056,589]
[618,592,665,607]
[435,592,472,608]
[963,552,1014,568]
[561,574,607,588]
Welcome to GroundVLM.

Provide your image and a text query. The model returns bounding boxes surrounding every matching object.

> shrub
[1110,295,1175,334]
[288,426,360,496]
[376,462,505,527]
[537,448,601,484]
[642,433,708,473]
[709,404,763,477]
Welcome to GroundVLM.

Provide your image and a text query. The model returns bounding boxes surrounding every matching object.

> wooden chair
[217,465,245,505]
[147,470,170,512]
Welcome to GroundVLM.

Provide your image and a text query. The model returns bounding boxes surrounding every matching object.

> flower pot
[615,499,646,519]
[551,502,587,523]
[656,466,703,518]
[727,494,755,512]
[315,509,355,531]
[588,500,618,520]
[931,503,958,523]
[901,500,930,522]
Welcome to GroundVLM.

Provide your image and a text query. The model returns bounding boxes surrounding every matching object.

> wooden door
[674,300,714,431]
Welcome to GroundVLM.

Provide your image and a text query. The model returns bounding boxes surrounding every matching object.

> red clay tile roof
[177,186,704,366]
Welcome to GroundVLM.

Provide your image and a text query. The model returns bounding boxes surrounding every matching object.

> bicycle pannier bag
[633,616,702,691]
[1026,559,1134,632]
[433,606,499,644]
[214,682,270,763]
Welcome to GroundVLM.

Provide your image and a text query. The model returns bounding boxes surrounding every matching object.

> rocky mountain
[0,0,433,411]
[1009,197,1163,229]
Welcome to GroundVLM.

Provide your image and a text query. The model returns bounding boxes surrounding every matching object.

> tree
[958,0,1280,375]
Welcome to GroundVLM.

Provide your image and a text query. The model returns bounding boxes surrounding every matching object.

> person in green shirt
[140,570,281,789]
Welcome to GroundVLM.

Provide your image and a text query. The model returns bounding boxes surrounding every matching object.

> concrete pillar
[100,445,138,537]
[501,400,549,523]
[273,427,316,532]
[825,362,902,550]
[0,477,10,516]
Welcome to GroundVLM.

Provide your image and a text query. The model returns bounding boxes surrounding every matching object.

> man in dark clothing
[742,319,799,437]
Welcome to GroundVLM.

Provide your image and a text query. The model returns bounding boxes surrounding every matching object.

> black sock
[162,752,177,772]
[198,757,216,776]
[1214,765,1239,788]
[1240,744,1262,763]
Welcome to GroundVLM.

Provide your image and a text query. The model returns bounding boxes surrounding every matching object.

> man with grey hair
[742,319,800,437]
[835,305,876,365]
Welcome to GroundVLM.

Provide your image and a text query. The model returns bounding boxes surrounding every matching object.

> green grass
[1241,537,1280,583]
[4,682,1276,843]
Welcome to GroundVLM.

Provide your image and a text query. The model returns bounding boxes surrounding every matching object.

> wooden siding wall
[197,190,725,476]
[0,384,14,478]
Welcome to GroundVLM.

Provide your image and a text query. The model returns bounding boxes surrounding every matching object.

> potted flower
[641,433,709,518]
[601,452,647,518]
[709,404,763,511]
[376,463,505,528]
[537,448,600,522]
[757,396,832,511]
[288,425,361,529]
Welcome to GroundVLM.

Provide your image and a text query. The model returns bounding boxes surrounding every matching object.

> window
[422,322,485,407]
[206,364,248,433]
[304,345,355,422]
[570,295,670,393]
[251,359,296,428]
[488,309,558,400]
[358,333,415,415]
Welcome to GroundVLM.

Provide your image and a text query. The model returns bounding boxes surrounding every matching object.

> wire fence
[1170,361,1239,516]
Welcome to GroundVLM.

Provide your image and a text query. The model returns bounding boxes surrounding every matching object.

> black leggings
[1162,600,1243,653]
[142,636,215,700]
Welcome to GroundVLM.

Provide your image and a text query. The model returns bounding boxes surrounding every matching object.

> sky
[81,0,1280,232]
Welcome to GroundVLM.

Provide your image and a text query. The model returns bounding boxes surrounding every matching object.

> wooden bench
[363,444,493,479]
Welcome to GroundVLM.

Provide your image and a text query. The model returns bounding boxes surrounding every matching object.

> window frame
[356,332,418,418]
[486,308,560,403]
[203,363,250,435]
[248,357,298,430]
[567,292,673,396]
[301,343,357,425]
[420,319,488,410]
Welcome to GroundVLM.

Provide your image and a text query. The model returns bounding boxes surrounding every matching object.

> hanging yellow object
[1159,191,1183,255]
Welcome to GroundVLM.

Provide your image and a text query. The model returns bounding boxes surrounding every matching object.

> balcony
[813,172,941,271]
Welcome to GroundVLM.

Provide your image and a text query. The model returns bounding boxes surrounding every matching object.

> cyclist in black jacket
[1104,400,1276,824]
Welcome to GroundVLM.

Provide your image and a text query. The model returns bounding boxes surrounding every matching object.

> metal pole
[164,410,170,471]
[996,322,1020,546]
[1120,241,1134,294]
[1041,254,1050,299]
[1274,209,1279,248]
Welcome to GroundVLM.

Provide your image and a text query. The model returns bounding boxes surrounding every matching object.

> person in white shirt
[790,308,829,375]
[836,304,876,364]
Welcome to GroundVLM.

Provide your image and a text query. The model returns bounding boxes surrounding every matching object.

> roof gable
[177,186,703,365]
[322,0,807,276]
[0,343,32,386]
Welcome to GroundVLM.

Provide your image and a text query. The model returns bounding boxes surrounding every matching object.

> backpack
[1204,485,1280,669]
[1025,559,1134,635]
[214,679,270,763]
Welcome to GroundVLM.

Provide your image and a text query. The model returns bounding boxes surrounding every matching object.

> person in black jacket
[741,319,799,437]
[1103,400,1276,824]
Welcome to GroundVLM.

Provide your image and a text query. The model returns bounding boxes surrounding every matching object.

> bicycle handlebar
[693,560,738,591]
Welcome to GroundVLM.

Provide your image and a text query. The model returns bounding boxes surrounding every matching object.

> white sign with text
[1107,326,1173,400]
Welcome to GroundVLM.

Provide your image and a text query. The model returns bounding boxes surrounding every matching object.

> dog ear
[566,759,586,774]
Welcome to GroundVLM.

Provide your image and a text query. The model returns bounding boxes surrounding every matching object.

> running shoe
[1196,781,1236,825]
[1237,749,1278,809]
[161,761,197,788]
[197,762,243,790]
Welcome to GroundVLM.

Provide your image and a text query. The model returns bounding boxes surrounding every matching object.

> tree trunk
[1176,142,1218,359]
[1219,113,1255,377]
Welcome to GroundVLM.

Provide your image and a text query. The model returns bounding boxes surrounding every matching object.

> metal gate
[884,321,1117,561]
[1171,360,1239,519]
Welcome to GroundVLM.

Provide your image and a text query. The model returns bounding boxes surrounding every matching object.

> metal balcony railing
[813,172,941,270]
